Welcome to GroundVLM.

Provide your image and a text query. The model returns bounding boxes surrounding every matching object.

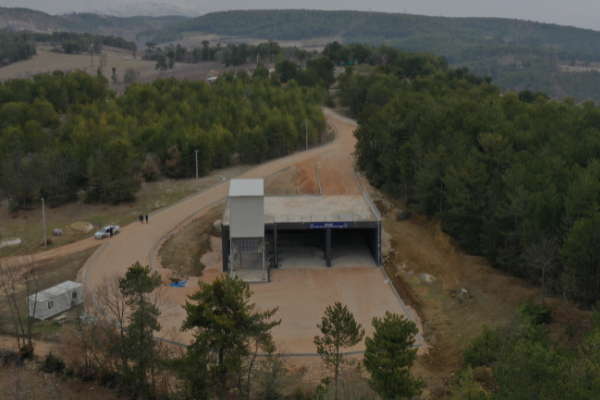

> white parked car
[94,225,120,239]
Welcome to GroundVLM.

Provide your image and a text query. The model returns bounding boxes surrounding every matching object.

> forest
[25,31,137,54]
[0,68,328,208]
[0,29,138,66]
[340,50,600,308]
[143,40,300,67]
[454,300,600,398]
[0,30,37,66]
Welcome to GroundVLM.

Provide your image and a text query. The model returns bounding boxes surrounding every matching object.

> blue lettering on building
[309,222,350,229]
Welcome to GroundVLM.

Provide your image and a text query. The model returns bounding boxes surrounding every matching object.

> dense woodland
[0,69,328,207]
[456,301,600,398]
[0,30,36,66]
[143,40,309,67]
[0,29,138,66]
[339,45,600,308]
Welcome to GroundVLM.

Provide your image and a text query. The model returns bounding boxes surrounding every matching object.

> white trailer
[27,281,84,320]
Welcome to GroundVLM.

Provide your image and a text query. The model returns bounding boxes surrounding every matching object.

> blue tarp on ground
[170,280,187,288]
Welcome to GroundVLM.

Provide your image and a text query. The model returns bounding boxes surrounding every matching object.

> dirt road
[77,108,409,352]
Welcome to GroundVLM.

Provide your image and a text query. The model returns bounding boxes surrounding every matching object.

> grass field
[0,45,156,81]
[0,246,99,340]
[0,165,251,258]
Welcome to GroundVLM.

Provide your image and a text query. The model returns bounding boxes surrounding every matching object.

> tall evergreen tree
[363,312,425,400]
[314,302,365,400]
[181,276,279,400]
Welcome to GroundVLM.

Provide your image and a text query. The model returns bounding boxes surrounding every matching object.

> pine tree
[363,312,425,400]
[314,302,365,400]
[182,276,279,400]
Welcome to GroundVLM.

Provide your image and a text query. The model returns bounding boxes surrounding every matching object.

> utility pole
[42,198,47,247]
[306,119,308,150]
[195,149,199,191]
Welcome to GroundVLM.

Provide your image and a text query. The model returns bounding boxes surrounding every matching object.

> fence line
[351,161,381,221]
[315,163,323,195]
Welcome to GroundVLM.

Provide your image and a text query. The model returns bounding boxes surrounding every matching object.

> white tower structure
[228,179,265,278]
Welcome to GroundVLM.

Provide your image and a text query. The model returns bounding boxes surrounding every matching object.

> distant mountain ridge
[152,9,600,56]
[0,7,186,40]
[82,2,209,18]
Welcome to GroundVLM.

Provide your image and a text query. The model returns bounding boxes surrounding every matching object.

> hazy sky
[5,0,600,32]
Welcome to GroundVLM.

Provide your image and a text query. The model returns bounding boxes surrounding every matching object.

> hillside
[157,10,600,55]
[4,7,600,102]
[0,7,185,41]
[82,2,208,18]
[150,10,600,102]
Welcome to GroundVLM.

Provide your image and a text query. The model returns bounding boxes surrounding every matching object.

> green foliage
[515,299,553,325]
[0,30,36,66]
[449,365,488,400]
[181,275,280,400]
[306,57,335,88]
[117,262,164,398]
[493,339,576,399]
[256,348,287,400]
[556,70,600,103]
[363,311,425,400]
[254,62,270,79]
[314,302,365,400]
[593,302,600,329]
[350,60,600,307]
[41,352,66,375]
[457,307,600,399]
[276,59,297,83]
[0,69,327,207]
[463,324,502,367]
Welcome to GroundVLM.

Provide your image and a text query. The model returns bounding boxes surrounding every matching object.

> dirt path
[0,335,58,356]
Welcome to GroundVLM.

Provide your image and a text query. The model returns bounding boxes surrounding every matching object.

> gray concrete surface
[223,195,378,225]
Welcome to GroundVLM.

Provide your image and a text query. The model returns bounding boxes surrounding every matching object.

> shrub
[396,209,412,221]
[463,324,502,367]
[516,299,552,325]
[41,352,66,375]
[141,153,161,182]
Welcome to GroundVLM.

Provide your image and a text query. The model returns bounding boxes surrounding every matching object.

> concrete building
[222,180,381,281]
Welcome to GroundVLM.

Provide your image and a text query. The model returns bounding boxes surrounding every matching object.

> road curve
[80,109,362,342]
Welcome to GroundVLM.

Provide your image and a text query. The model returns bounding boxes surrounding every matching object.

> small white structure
[27,281,84,320]
[228,179,265,278]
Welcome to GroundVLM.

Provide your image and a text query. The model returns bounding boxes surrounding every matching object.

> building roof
[229,179,264,197]
[28,281,82,302]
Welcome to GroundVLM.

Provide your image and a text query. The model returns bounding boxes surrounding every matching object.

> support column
[378,222,382,266]
[262,239,266,281]
[229,238,234,276]
[274,225,278,268]
[325,228,332,267]
[222,229,229,272]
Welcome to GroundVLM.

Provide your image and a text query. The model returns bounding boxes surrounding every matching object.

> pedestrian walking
[145,214,149,224]
[139,215,144,224]
[109,227,113,237]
